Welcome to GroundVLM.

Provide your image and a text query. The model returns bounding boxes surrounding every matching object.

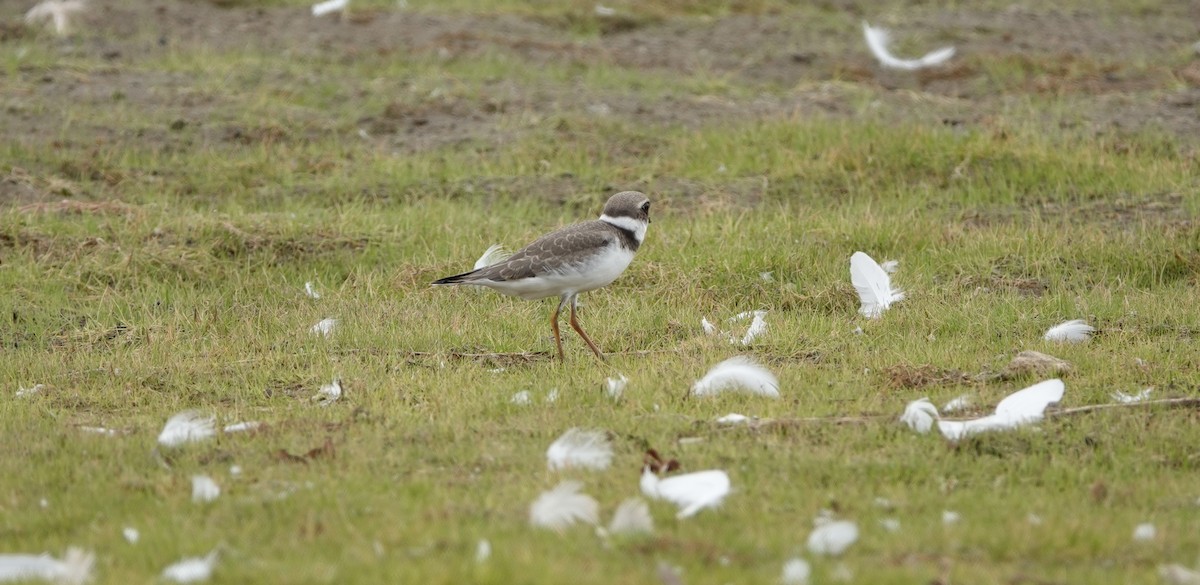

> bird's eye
[641,202,651,212]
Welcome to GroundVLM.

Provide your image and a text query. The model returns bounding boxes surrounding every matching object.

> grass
[3,0,1200,583]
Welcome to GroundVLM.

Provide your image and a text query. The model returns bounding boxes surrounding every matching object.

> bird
[432,191,651,361]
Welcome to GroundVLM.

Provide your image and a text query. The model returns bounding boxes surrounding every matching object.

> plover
[432,191,651,361]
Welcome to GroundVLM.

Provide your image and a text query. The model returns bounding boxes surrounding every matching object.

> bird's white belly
[485,246,635,300]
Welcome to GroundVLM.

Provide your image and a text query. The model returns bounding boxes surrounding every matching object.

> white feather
[474,540,490,563]
[608,498,654,535]
[1159,564,1200,585]
[312,378,342,406]
[161,551,218,583]
[806,520,859,556]
[880,260,899,274]
[1044,319,1095,343]
[900,397,938,433]
[942,510,961,525]
[780,557,812,585]
[222,421,261,433]
[122,527,139,544]
[691,356,780,398]
[850,251,904,318]
[605,374,627,400]
[1112,388,1153,404]
[510,391,531,405]
[1133,523,1156,542]
[311,0,347,17]
[16,384,45,398]
[78,426,117,437]
[157,410,216,448]
[880,518,901,533]
[310,318,338,337]
[191,475,220,503]
[735,311,768,345]
[303,282,321,299]
[715,413,750,425]
[546,428,613,471]
[941,394,971,413]
[862,22,955,71]
[0,548,94,585]
[473,244,512,270]
[937,379,1064,441]
[24,1,85,36]
[701,317,717,335]
[640,467,731,519]
[529,481,600,531]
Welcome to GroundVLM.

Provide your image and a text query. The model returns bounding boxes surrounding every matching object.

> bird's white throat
[599,214,648,244]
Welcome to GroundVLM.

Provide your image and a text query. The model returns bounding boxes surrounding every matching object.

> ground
[2,0,1199,583]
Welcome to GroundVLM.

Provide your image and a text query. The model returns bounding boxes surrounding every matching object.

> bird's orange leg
[568,295,606,362]
[551,296,567,361]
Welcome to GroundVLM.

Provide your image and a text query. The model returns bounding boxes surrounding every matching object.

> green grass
[3,0,1200,583]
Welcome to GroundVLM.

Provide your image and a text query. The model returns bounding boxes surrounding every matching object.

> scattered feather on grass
[1133,523,1157,542]
[780,557,811,585]
[880,260,899,273]
[122,528,139,544]
[880,518,901,533]
[605,375,627,400]
[937,379,1064,441]
[641,467,731,519]
[474,540,490,563]
[900,398,938,433]
[161,551,219,584]
[311,0,347,17]
[510,391,531,405]
[312,378,342,407]
[850,251,904,318]
[942,510,961,525]
[24,1,85,36]
[310,318,338,337]
[15,384,45,398]
[546,428,613,471]
[806,520,859,556]
[529,481,599,532]
[78,426,118,437]
[157,410,216,448]
[862,22,955,70]
[1112,388,1153,404]
[303,282,321,299]
[0,548,94,585]
[608,498,654,535]
[692,357,780,398]
[701,317,717,335]
[715,413,750,425]
[191,476,220,504]
[1044,319,1095,343]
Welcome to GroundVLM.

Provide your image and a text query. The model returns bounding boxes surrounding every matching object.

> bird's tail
[431,269,481,286]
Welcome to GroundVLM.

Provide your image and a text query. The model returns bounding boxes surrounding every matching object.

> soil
[4,1,1200,206]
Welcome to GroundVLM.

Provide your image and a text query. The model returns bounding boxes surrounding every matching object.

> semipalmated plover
[433,191,651,361]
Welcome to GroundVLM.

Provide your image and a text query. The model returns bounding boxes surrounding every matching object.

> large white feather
[937,379,1064,441]
[640,467,731,519]
[608,498,654,535]
[529,481,599,531]
[1043,319,1095,343]
[157,410,216,448]
[899,398,938,433]
[862,22,955,71]
[161,551,219,583]
[546,428,613,471]
[691,356,780,398]
[850,252,904,318]
[0,548,94,585]
[806,520,859,556]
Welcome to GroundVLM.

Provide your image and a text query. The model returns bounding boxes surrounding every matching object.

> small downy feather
[937,379,1064,441]
[312,378,342,407]
[529,481,599,532]
[161,551,219,584]
[641,467,731,519]
[191,475,220,504]
[691,357,780,398]
[123,528,139,544]
[0,548,94,585]
[735,311,768,346]
[1044,319,1095,343]
[157,410,216,448]
[310,318,338,337]
[304,282,321,299]
[781,557,811,585]
[862,22,955,71]
[899,398,938,434]
[850,252,904,318]
[546,428,613,471]
[222,421,261,434]
[605,375,627,400]
[473,244,512,269]
[608,498,654,535]
[1112,388,1152,404]
[701,317,717,335]
[806,520,859,556]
